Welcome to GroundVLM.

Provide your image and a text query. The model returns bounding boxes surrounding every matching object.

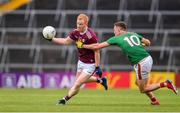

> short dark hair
[114,21,127,30]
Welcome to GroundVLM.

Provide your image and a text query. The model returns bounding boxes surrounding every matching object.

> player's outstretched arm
[52,36,73,45]
[83,42,110,50]
[141,38,151,46]
[42,26,73,45]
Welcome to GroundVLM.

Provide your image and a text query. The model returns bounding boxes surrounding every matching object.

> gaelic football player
[43,14,108,105]
[77,21,178,105]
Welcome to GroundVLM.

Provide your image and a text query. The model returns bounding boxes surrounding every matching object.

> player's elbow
[142,38,151,46]
[94,46,100,50]
[95,45,102,50]
[146,40,151,46]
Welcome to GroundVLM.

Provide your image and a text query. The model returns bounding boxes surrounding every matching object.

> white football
[42,26,56,39]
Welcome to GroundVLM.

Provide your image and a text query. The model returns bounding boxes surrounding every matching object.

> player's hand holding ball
[42,26,56,41]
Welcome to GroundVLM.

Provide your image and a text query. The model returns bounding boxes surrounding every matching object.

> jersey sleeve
[106,36,117,45]
[68,30,77,41]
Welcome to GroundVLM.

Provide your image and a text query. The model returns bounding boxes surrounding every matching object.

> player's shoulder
[68,29,79,40]
[126,32,135,35]
[125,32,141,38]
[87,27,97,39]
[87,27,93,32]
[128,32,139,36]
[130,32,143,38]
[88,27,97,33]
[71,29,79,33]
[69,29,79,36]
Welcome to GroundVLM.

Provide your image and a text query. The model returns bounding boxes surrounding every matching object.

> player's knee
[74,82,82,88]
[140,90,145,93]
[135,81,138,86]
[139,88,146,93]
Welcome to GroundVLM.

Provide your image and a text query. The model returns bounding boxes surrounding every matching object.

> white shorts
[133,56,153,80]
[77,60,96,75]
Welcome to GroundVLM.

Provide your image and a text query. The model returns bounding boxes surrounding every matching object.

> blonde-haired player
[42,14,108,105]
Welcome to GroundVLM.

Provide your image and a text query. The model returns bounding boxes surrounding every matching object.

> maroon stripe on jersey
[138,64,142,80]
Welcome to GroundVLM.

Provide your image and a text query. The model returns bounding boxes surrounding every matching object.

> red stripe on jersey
[138,64,142,80]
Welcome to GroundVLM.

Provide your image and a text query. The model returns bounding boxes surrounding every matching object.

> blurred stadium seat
[0,0,180,73]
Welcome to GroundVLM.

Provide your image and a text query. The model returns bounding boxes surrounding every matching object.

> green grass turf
[0,88,179,112]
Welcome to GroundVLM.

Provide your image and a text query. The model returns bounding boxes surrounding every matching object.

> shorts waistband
[138,56,151,64]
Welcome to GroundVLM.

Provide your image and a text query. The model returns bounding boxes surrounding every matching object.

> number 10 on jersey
[124,35,141,47]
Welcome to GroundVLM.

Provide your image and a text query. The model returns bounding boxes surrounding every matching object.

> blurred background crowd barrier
[0,0,180,88]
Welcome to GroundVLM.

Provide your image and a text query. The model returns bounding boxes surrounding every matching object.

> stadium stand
[0,0,180,73]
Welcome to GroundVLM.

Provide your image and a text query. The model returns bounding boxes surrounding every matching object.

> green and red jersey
[107,32,150,65]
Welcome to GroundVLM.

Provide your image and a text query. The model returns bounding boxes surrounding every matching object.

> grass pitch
[0,88,179,112]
